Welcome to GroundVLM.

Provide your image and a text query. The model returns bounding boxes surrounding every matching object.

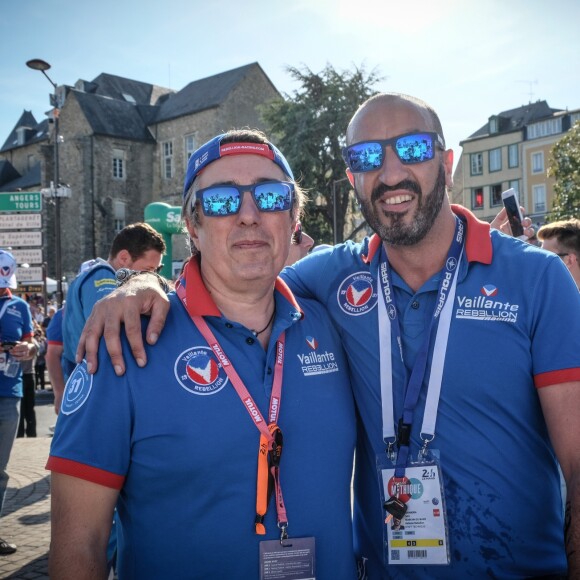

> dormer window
[16,127,28,146]
[489,117,498,134]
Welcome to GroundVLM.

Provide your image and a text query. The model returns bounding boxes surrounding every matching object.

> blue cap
[183,134,294,197]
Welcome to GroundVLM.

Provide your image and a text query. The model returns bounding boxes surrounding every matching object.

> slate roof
[0,159,20,186]
[0,162,40,192]
[84,73,157,105]
[1,112,49,152]
[73,91,157,142]
[154,62,274,123]
[465,100,563,141]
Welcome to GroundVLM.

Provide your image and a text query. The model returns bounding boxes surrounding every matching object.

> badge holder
[4,355,20,378]
[259,532,316,580]
[377,446,450,566]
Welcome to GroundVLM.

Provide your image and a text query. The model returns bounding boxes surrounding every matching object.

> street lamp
[26,58,63,307]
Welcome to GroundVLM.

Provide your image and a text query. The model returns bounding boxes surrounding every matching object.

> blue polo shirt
[62,259,116,366]
[0,291,34,398]
[48,258,357,579]
[283,205,580,578]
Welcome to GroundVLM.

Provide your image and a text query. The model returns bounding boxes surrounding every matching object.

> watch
[115,268,170,293]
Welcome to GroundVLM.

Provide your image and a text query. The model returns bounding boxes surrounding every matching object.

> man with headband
[47,129,357,578]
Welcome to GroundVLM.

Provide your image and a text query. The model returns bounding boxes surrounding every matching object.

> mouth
[233,239,268,250]
[377,193,414,212]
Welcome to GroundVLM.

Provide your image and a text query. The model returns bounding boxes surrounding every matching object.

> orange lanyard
[176,279,288,537]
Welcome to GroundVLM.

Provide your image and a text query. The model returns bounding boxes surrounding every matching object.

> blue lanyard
[378,216,465,477]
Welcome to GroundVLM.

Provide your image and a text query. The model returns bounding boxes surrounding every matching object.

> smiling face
[185,154,296,292]
[347,95,454,246]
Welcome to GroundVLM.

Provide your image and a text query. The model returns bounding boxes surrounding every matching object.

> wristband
[115,268,170,294]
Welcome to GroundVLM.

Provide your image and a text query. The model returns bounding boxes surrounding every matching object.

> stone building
[0,62,280,283]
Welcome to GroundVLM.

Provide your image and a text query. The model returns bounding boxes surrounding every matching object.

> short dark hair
[109,222,166,261]
[537,218,580,257]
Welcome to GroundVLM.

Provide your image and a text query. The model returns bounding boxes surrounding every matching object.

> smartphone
[501,188,527,240]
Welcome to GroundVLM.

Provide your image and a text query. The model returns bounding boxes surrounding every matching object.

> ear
[185,216,200,253]
[115,249,132,267]
[443,149,454,188]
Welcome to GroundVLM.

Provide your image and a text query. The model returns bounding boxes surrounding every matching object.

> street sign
[9,248,43,264]
[0,231,42,247]
[17,284,43,293]
[0,192,42,212]
[0,213,42,230]
[16,266,44,282]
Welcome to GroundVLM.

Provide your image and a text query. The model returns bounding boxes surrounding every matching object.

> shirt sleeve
[80,268,117,320]
[46,349,133,489]
[530,255,580,387]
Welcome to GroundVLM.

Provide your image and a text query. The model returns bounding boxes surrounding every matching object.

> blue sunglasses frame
[342,132,445,173]
[195,181,295,217]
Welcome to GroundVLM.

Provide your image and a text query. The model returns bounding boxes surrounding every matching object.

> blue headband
[183,134,294,198]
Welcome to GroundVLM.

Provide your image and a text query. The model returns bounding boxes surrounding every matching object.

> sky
[1,0,579,172]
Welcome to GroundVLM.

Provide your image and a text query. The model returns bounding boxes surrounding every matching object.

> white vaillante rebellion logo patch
[455,285,520,323]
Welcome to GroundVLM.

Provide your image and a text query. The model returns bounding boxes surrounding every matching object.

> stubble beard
[357,164,447,246]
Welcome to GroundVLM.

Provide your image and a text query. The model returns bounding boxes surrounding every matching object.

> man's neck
[383,205,457,293]
[200,268,277,349]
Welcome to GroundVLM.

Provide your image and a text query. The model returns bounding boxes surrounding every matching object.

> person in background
[46,308,66,414]
[0,250,37,555]
[17,322,40,438]
[62,222,166,375]
[538,217,580,290]
[34,323,47,390]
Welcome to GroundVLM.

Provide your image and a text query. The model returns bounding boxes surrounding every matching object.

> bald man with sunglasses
[47,130,357,579]
[78,94,580,578]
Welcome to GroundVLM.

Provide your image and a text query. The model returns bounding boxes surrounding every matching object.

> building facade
[0,62,280,284]
[455,101,580,228]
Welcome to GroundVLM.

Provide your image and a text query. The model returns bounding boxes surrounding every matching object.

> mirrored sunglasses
[342,132,445,173]
[195,181,294,217]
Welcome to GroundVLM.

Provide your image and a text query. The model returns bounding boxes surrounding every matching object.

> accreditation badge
[377,451,450,565]
[0,352,6,372]
[259,537,316,580]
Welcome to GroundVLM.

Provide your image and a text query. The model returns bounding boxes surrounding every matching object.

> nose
[377,143,410,186]
[237,190,261,224]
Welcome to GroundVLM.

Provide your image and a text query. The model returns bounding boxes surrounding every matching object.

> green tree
[547,121,580,221]
[260,64,382,244]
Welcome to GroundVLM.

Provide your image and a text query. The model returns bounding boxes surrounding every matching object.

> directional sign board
[16,266,44,282]
[0,231,42,247]
[0,213,42,230]
[0,192,42,212]
[9,248,43,264]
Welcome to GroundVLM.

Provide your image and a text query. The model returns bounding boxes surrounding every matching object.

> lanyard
[175,276,289,537]
[378,217,465,477]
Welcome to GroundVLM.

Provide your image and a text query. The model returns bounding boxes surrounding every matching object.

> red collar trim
[183,256,303,318]
[362,205,492,265]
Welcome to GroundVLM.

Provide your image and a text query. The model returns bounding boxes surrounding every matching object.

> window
[112,149,125,179]
[489,118,498,134]
[571,113,580,127]
[490,184,503,207]
[532,185,546,213]
[532,151,544,174]
[508,144,519,168]
[527,118,562,139]
[185,135,196,161]
[509,180,520,193]
[472,187,484,209]
[470,153,483,175]
[113,200,126,233]
[489,148,502,172]
[163,141,173,179]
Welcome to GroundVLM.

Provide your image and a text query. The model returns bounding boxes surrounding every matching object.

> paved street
[0,391,54,579]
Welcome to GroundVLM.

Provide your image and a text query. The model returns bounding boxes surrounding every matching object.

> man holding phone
[78,93,580,578]
[0,250,36,555]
